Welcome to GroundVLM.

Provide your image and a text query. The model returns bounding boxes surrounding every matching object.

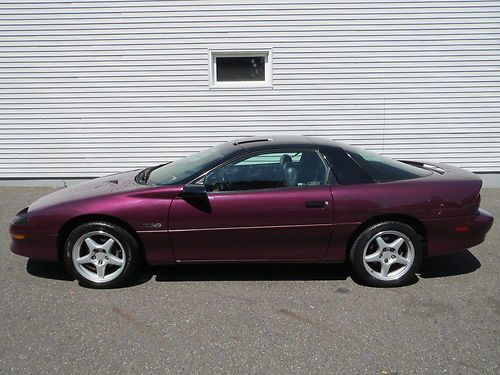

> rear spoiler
[399,160,445,174]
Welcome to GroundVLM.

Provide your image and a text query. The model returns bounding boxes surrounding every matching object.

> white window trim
[208,49,273,89]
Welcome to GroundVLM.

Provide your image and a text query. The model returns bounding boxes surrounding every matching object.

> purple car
[10,136,493,288]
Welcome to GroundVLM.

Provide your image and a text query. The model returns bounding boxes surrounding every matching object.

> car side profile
[10,136,493,288]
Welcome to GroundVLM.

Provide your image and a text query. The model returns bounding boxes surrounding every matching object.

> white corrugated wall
[0,0,499,178]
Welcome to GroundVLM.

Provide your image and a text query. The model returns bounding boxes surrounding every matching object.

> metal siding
[0,0,499,178]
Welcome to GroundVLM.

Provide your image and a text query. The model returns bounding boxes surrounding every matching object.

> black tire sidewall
[349,221,424,287]
[64,221,140,289]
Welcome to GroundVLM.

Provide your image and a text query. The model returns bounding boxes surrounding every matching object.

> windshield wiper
[135,167,153,185]
[135,162,170,185]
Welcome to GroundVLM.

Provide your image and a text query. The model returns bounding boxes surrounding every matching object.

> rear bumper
[425,209,494,256]
[9,224,59,262]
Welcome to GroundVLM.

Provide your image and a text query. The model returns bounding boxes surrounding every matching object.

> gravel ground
[0,187,498,374]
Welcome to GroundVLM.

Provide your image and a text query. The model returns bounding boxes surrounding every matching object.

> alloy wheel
[362,230,415,282]
[71,230,126,283]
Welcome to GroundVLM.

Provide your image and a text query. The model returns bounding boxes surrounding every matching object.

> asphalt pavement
[0,187,498,374]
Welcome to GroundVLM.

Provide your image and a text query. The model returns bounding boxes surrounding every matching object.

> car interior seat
[280,154,298,187]
[297,151,325,185]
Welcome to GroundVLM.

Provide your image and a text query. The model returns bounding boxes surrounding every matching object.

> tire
[64,221,141,288]
[349,221,423,287]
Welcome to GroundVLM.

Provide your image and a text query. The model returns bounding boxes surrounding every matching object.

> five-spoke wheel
[362,230,415,281]
[72,231,126,283]
[350,221,423,287]
[64,221,141,288]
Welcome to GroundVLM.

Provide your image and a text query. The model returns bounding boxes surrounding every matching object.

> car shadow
[418,249,481,278]
[152,263,349,283]
[26,258,75,281]
[25,249,481,287]
[25,259,349,286]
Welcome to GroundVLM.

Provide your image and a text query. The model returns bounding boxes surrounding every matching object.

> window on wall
[209,50,272,88]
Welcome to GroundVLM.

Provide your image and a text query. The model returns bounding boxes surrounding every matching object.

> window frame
[193,148,335,194]
[208,49,273,89]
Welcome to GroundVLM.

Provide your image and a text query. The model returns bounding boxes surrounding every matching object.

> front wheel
[349,221,423,287]
[64,221,141,288]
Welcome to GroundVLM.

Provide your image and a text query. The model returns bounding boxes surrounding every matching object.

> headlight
[12,207,29,225]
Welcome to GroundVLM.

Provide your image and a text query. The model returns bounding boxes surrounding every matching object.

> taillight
[475,194,481,212]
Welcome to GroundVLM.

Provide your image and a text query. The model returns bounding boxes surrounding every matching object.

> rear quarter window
[320,146,373,185]
[345,146,432,183]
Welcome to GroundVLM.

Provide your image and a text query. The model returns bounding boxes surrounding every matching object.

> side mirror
[180,184,207,200]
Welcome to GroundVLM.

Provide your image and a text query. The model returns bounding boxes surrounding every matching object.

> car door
[168,149,334,261]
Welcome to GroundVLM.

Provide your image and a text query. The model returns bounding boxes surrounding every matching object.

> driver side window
[204,150,327,192]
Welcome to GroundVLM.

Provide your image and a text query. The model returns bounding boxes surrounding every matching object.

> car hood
[29,170,147,212]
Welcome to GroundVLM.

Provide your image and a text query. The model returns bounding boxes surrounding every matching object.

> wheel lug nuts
[384,259,388,263]
[98,260,102,264]
[391,255,395,259]
[91,256,96,259]
[105,256,108,260]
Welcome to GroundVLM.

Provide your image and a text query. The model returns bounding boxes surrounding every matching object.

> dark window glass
[320,147,373,185]
[205,150,327,192]
[345,145,432,183]
[216,56,265,82]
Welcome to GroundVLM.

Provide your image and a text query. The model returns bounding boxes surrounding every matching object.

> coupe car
[10,136,493,288]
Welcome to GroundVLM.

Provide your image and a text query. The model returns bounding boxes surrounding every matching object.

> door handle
[305,200,327,208]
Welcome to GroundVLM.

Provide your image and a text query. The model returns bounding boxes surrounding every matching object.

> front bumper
[425,209,494,256]
[9,223,59,262]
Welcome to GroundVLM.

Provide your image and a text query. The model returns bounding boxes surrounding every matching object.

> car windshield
[147,143,234,185]
[344,145,432,182]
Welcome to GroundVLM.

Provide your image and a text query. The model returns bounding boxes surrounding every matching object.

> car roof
[231,135,342,151]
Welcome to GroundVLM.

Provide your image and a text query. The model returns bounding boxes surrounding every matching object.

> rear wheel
[349,221,423,287]
[64,221,141,288]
